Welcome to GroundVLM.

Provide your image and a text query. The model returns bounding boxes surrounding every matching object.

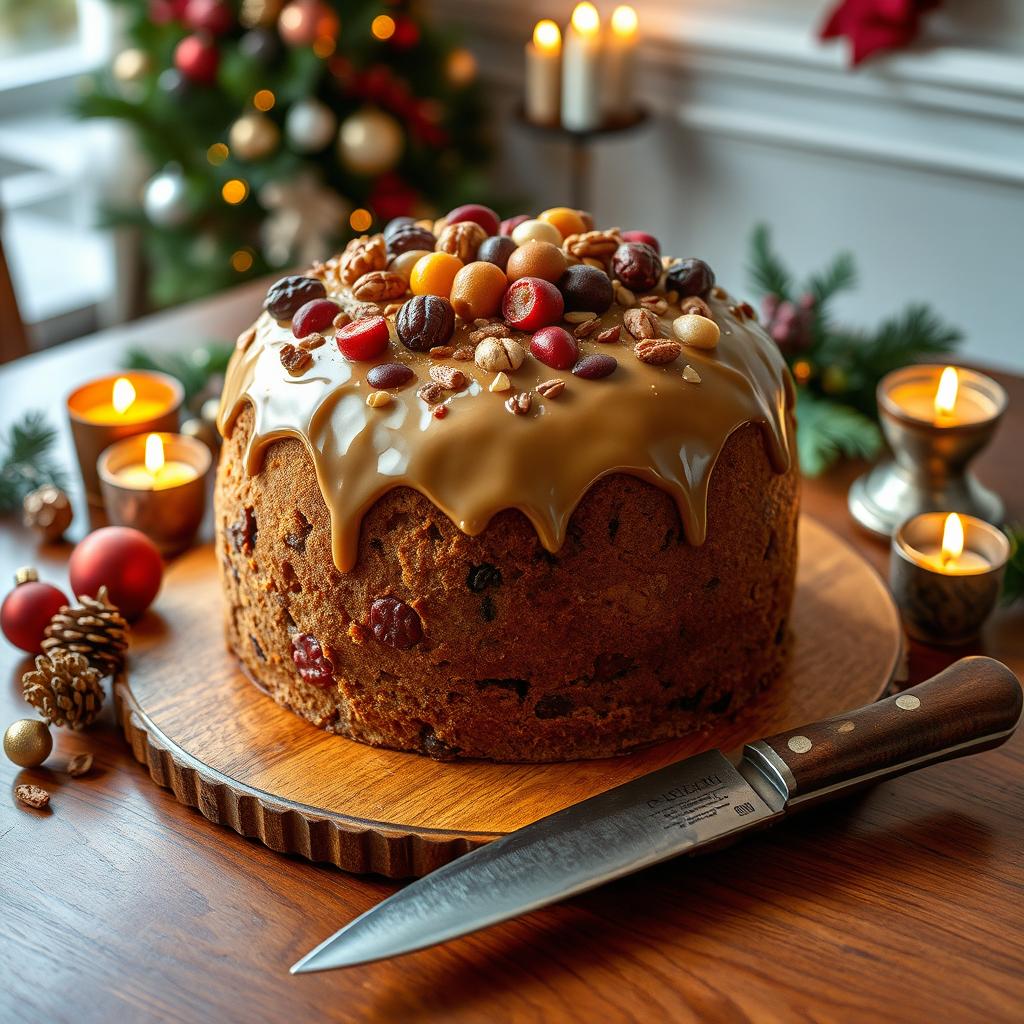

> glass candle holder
[98,432,211,556]
[68,372,184,507]
[890,512,1010,646]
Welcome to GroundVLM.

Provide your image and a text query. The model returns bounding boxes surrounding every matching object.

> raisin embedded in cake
[214,204,799,762]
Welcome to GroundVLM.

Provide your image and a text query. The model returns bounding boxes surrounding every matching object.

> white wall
[431,0,1024,372]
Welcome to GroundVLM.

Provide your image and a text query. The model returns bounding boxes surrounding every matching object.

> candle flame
[611,5,638,38]
[533,19,561,51]
[112,377,136,415]
[571,2,600,36]
[941,512,965,566]
[934,366,959,418]
[145,433,165,476]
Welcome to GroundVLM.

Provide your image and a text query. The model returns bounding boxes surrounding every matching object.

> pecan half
[352,270,407,302]
[536,378,565,399]
[339,234,387,285]
[299,332,325,351]
[596,325,621,344]
[279,343,312,376]
[623,307,657,340]
[634,337,681,365]
[573,317,603,339]
[640,296,669,316]
[563,228,621,262]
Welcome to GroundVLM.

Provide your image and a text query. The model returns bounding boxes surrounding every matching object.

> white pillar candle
[561,2,602,132]
[604,5,638,121]
[525,19,562,125]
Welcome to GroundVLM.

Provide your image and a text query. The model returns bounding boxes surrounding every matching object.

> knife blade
[292,656,1021,974]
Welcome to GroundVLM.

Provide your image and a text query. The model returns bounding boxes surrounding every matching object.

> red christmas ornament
[391,17,420,50]
[184,0,234,35]
[150,0,189,25]
[820,0,940,65]
[174,33,220,85]
[1,570,68,654]
[69,527,163,622]
[278,0,337,48]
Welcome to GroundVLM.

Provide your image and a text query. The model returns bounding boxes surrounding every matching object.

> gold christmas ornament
[240,0,283,28]
[41,586,129,677]
[22,652,105,731]
[113,48,151,83]
[22,485,73,542]
[337,107,404,176]
[4,719,53,768]
[229,112,280,161]
[447,48,478,86]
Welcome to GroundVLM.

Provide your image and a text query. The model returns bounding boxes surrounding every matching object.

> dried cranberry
[336,316,390,360]
[369,596,423,649]
[366,362,415,389]
[573,353,617,379]
[666,258,716,298]
[386,223,436,257]
[227,506,257,554]
[264,276,327,320]
[501,277,564,331]
[558,264,614,314]
[530,326,578,370]
[292,633,334,688]
[611,242,661,292]
[396,295,455,352]
[293,298,341,338]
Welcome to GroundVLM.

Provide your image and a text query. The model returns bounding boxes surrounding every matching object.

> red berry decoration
[369,596,423,649]
[530,326,579,370]
[500,214,531,237]
[184,0,233,34]
[446,203,500,238]
[612,242,661,293]
[621,230,660,254]
[336,316,390,360]
[501,277,564,331]
[292,298,340,338]
[69,527,163,621]
[174,33,219,85]
[291,633,334,688]
[1,570,68,654]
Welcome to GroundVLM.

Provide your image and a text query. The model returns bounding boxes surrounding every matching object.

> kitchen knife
[291,656,1021,974]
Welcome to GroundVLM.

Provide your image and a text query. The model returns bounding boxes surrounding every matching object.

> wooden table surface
[1,283,1022,1024]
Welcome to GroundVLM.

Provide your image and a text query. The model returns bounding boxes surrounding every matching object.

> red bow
[820,0,941,65]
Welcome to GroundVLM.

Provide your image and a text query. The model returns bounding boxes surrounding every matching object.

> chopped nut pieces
[564,311,596,324]
[489,372,511,393]
[573,317,603,339]
[429,365,467,390]
[682,364,702,383]
[563,228,621,262]
[474,337,526,373]
[536,379,565,399]
[711,285,728,300]
[640,296,668,316]
[614,284,637,308]
[15,783,50,809]
[679,296,713,319]
[452,346,475,361]
[383,302,403,316]
[417,382,445,405]
[352,270,407,302]
[236,326,256,352]
[279,344,313,376]
[67,752,94,777]
[635,338,681,365]
[740,301,757,320]
[429,346,455,359]
[469,322,509,343]
[596,326,621,344]
[339,234,387,285]
[366,390,392,409]
[623,307,657,340]
[299,332,325,351]
[332,311,352,330]
[505,391,532,416]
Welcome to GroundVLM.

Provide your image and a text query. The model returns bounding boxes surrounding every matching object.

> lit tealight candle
[77,377,169,424]
[914,513,990,574]
[561,2,602,132]
[604,5,638,122]
[525,20,562,125]
[115,434,200,491]
[886,364,998,426]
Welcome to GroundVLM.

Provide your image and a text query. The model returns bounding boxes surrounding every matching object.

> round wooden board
[116,516,901,879]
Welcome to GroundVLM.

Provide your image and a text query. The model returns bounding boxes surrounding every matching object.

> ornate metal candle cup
[68,372,184,508]
[890,512,1009,646]
[98,432,211,556]
[849,365,1006,538]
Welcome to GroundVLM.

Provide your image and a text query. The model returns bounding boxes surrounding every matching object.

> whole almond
[635,338,681,365]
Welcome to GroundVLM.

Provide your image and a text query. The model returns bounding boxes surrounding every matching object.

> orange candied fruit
[409,251,464,298]
[538,207,587,239]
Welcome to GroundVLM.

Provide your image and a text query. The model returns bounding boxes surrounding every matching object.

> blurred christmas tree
[77,0,491,307]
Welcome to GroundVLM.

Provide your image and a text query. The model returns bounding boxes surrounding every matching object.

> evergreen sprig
[0,412,68,514]
[748,226,962,475]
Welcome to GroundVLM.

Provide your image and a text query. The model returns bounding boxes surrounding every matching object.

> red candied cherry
[500,214,531,237]
[621,230,660,254]
[336,315,390,360]
[292,633,334,688]
[292,298,340,338]
[501,277,564,331]
[530,326,578,370]
[446,203,501,237]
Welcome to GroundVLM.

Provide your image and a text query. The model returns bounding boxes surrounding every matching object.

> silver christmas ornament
[285,98,337,154]
[337,107,404,176]
[143,165,190,228]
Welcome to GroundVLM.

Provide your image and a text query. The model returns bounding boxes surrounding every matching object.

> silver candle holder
[849,365,1007,538]
[891,512,1010,646]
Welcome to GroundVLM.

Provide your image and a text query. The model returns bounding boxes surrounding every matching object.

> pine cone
[41,587,129,677]
[22,651,104,730]
[22,485,73,542]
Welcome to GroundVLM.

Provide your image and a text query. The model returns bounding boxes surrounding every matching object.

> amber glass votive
[98,432,211,555]
[68,371,184,507]
[891,512,1010,646]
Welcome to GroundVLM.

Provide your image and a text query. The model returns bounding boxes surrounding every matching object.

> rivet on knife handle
[743,656,1023,808]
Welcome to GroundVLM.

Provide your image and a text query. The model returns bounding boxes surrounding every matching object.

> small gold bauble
[3,719,53,768]
[229,112,280,161]
[113,48,150,83]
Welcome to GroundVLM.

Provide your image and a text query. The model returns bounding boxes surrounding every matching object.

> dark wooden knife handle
[745,657,1022,807]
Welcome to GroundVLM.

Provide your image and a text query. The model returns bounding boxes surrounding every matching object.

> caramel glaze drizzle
[219,284,795,573]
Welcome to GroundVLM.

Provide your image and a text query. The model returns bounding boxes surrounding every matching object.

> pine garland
[0,412,67,514]
[747,225,962,475]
